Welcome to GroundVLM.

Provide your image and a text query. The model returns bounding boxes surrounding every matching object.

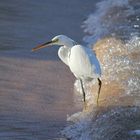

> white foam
[82,0,139,45]
[62,0,140,139]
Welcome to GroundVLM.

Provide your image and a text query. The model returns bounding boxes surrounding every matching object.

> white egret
[32,35,102,108]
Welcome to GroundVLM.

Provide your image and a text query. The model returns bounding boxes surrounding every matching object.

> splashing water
[82,0,140,44]
[62,0,140,140]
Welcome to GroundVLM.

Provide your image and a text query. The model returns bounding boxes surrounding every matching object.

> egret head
[32,35,76,51]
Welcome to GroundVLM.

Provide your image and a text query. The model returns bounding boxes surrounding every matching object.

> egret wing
[84,47,101,76]
[69,45,101,79]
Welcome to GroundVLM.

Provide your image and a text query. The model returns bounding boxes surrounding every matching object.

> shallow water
[0,0,98,139]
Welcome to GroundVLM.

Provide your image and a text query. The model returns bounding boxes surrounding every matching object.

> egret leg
[97,78,102,106]
[79,79,87,109]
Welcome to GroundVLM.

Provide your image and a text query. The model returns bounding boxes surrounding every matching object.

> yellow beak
[32,41,53,52]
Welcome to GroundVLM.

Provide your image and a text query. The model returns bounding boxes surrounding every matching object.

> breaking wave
[62,0,140,140]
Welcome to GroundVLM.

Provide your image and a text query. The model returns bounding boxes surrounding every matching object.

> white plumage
[32,35,102,108]
[68,45,101,80]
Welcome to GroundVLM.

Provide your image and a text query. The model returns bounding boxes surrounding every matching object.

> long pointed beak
[32,41,53,52]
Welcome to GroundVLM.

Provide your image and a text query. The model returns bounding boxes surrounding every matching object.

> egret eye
[52,38,59,43]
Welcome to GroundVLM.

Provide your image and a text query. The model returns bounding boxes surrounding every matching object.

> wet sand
[0,0,97,139]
